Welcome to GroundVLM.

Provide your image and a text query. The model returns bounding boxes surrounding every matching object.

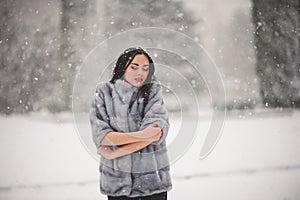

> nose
[137,68,143,75]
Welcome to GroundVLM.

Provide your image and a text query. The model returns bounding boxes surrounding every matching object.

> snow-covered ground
[0,109,300,200]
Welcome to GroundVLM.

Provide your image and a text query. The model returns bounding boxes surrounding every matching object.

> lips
[135,77,143,82]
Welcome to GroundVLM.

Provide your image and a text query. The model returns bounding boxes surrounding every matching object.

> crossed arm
[97,124,162,160]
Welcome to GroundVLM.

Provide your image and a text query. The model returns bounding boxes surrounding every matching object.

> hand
[97,146,114,160]
[142,124,162,141]
[150,129,162,142]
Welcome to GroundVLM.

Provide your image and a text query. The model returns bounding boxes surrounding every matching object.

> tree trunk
[59,0,95,111]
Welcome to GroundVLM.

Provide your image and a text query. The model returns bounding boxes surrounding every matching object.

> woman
[89,47,172,200]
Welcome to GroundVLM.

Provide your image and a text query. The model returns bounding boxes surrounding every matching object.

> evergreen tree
[0,0,60,114]
[252,0,300,108]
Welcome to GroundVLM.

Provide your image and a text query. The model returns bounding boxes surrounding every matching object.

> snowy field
[0,109,300,200]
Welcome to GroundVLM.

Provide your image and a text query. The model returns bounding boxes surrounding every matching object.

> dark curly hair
[110,47,156,118]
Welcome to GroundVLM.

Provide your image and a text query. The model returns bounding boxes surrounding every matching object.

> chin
[136,83,145,88]
[129,80,142,87]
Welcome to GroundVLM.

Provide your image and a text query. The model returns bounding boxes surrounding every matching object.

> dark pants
[107,192,167,200]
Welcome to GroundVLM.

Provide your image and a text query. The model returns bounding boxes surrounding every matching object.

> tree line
[0,0,299,115]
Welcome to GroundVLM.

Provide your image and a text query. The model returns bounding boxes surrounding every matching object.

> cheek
[124,70,134,79]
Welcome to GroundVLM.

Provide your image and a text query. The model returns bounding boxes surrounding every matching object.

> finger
[154,127,162,132]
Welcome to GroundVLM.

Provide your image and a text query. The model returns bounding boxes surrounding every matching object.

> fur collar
[113,79,139,104]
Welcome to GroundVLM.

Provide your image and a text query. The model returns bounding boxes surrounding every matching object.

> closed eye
[130,65,149,71]
[142,65,149,71]
[130,65,138,70]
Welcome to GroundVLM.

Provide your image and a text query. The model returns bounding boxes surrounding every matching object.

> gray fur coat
[89,79,172,197]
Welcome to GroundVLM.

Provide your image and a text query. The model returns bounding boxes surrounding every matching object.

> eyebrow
[131,62,149,67]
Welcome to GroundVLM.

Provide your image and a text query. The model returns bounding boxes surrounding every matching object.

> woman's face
[123,54,150,87]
